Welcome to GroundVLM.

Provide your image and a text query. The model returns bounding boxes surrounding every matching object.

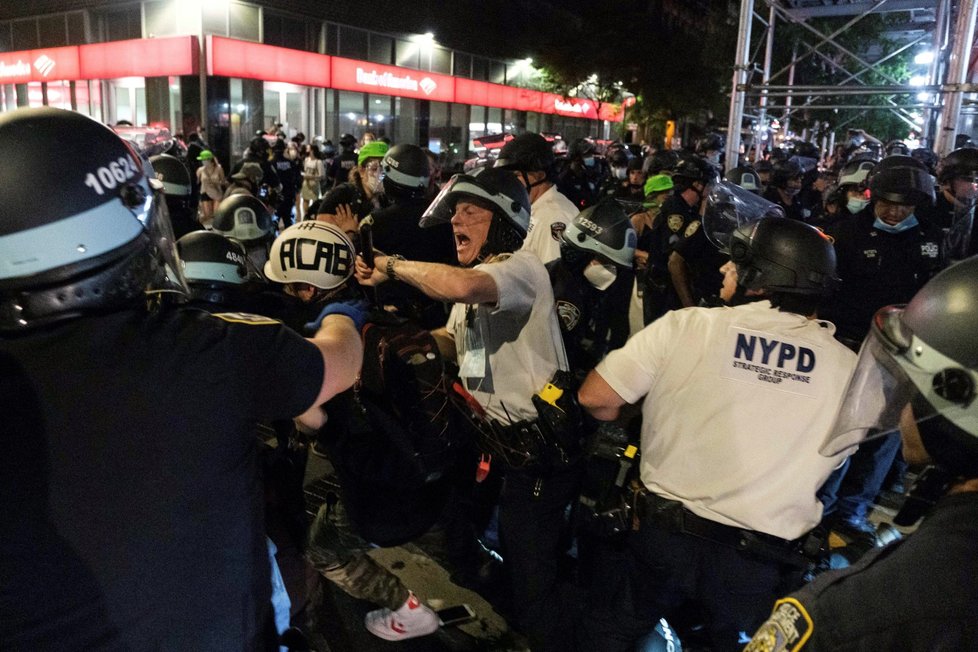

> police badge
[667,214,684,232]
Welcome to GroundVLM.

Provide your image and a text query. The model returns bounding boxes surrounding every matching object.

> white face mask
[583,262,618,290]
[613,167,628,180]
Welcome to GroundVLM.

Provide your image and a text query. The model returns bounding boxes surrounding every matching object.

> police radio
[360,215,375,268]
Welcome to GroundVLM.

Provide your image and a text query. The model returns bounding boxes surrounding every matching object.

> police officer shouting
[0,108,363,651]
[745,256,978,651]
[355,167,580,651]
[577,217,857,651]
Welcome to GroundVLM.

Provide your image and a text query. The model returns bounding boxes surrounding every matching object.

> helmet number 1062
[84,157,140,195]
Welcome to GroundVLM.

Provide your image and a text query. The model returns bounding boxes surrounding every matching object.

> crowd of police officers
[1,105,977,652]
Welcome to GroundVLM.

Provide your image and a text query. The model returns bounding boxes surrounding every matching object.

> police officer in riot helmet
[578,216,855,650]
[746,257,978,651]
[0,107,363,650]
[917,148,978,257]
[726,165,763,194]
[548,198,637,373]
[910,147,939,175]
[231,135,281,204]
[885,139,911,157]
[368,143,456,327]
[557,137,602,209]
[212,193,277,274]
[643,149,680,177]
[754,159,774,194]
[356,166,580,650]
[696,132,725,169]
[642,154,716,324]
[150,152,198,239]
[328,133,359,189]
[818,155,944,543]
[763,158,807,221]
[495,132,580,264]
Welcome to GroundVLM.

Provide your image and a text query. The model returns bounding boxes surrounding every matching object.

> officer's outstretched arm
[579,369,628,421]
[297,314,364,429]
[356,254,498,305]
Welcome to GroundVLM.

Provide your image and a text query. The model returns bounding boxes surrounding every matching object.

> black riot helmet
[727,217,838,296]
[885,139,911,157]
[177,231,264,305]
[867,155,935,206]
[725,166,762,194]
[672,154,718,191]
[0,107,189,332]
[568,137,597,161]
[607,149,630,169]
[420,167,531,264]
[791,141,819,160]
[560,198,637,269]
[339,133,357,149]
[644,149,680,176]
[769,158,805,189]
[381,144,430,200]
[494,132,555,174]
[150,153,194,235]
[937,147,978,185]
[825,257,978,478]
[212,194,275,243]
[695,133,725,155]
[910,147,939,175]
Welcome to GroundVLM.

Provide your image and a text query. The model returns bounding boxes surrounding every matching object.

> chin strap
[892,465,956,527]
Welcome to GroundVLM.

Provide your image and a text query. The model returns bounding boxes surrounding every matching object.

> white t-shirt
[595,300,857,540]
[446,251,568,423]
[520,185,579,264]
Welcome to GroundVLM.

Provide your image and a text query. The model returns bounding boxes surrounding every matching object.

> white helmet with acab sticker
[263,221,355,290]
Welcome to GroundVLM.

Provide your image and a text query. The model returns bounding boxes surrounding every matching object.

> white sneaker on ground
[364,592,439,641]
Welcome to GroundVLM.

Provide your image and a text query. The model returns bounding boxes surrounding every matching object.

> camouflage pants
[305,492,409,611]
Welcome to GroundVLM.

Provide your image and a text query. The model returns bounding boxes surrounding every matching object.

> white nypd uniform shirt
[519,184,579,264]
[595,300,857,540]
[446,250,568,423]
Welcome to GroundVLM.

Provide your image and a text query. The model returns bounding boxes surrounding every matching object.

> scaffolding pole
[725,0,755,169]
[920,0,951,148]
[934,0,978,155]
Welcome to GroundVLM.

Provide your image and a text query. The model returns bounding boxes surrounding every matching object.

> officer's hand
[305,298,371,334]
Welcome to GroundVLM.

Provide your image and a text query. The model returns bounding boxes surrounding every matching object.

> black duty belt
[636,491,816,568]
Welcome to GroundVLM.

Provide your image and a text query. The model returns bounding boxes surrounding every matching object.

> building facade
[0,2,623,172]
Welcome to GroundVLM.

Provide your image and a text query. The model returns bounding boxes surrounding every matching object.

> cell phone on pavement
[436,604,477,627]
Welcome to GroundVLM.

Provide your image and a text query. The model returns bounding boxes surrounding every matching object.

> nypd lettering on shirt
[720,326,821,398]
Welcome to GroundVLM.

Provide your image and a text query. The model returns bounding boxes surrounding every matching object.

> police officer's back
[746,257,978,651]
[0,108,362,650]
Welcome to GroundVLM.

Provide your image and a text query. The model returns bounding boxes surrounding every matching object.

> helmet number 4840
[84,157,140,195]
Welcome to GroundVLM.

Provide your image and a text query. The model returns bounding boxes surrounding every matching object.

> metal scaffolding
[724,0,978,167]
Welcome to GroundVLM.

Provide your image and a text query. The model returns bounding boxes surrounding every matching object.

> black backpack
[340,311,469,488]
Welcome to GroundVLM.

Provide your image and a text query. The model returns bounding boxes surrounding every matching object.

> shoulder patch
[743,597,813,652]
[211,312,282,325]
[667,214,685,232]
[556,299,582,331]
[684,220,700,238]
[551,221,567,241]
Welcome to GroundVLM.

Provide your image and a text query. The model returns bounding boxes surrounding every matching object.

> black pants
[497,463,583,652]
[579,516,797,652]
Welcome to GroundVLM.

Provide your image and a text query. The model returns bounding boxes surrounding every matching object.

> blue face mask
[583,156,596,168]
[847,197,870,214]
[873,214,919,233]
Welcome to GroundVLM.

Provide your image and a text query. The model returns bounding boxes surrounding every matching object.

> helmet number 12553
[84,157,140,195]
